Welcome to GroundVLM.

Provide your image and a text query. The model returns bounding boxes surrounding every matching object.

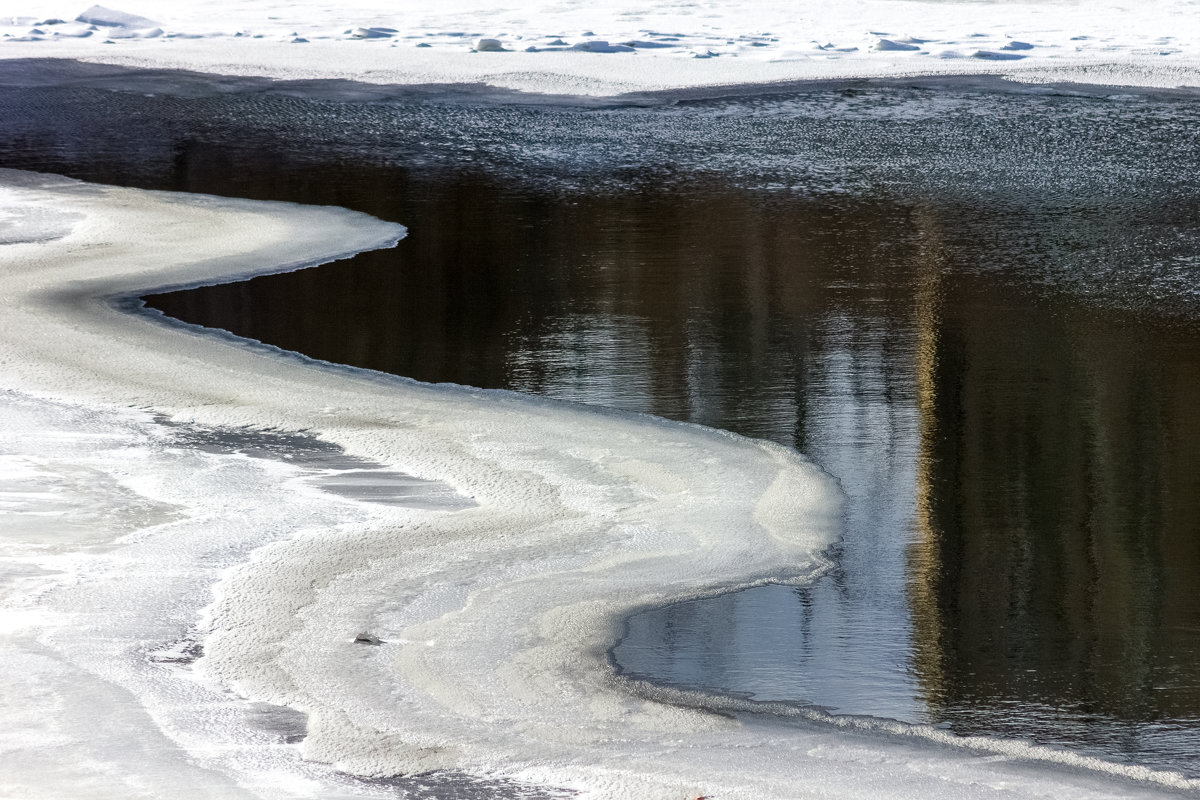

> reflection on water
[147,189,915,441]
[3,80,1200,775]
[908,235,1200,768]
[614,205,1200,773]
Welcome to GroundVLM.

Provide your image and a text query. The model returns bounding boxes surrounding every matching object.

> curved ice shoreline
[2,169,1199,799]
[0,170,843,796]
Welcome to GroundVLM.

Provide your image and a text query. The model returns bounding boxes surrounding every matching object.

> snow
[0,0,1198,97]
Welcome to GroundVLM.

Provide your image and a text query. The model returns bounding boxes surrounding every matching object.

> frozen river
[2,63,1199,798]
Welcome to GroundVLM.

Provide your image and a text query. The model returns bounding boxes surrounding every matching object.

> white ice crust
[2,170,1198,800]
[1,0,1199,96]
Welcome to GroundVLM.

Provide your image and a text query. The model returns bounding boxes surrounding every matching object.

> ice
[875,38,922,52]
[973,49,1027,61]
[0,187,82,244]
[75,4,159,28]
[349,27,394,40]
[0,2,1197,794]
[569,40,635,53]
[46,22,95,38]
[471,37,504,52]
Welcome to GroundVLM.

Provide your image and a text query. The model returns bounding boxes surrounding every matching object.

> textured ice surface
[2,168,1198,798]
[1,0,1198,97]
[0,180,83,244]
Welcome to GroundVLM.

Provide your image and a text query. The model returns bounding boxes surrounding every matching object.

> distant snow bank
[1,0,1198,96]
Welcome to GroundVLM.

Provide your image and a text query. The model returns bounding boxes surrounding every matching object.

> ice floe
[875,38,923,52]
[471,37,504,52]
[74,3,158,28]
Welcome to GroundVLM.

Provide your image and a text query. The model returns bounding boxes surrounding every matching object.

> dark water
[2,74,1199,777]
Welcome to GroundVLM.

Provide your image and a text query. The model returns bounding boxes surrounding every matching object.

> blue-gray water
[2,68,1199,779]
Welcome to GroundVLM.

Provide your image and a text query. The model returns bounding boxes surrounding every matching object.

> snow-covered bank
[4,170,1196,800]
[2,0,1199,97]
